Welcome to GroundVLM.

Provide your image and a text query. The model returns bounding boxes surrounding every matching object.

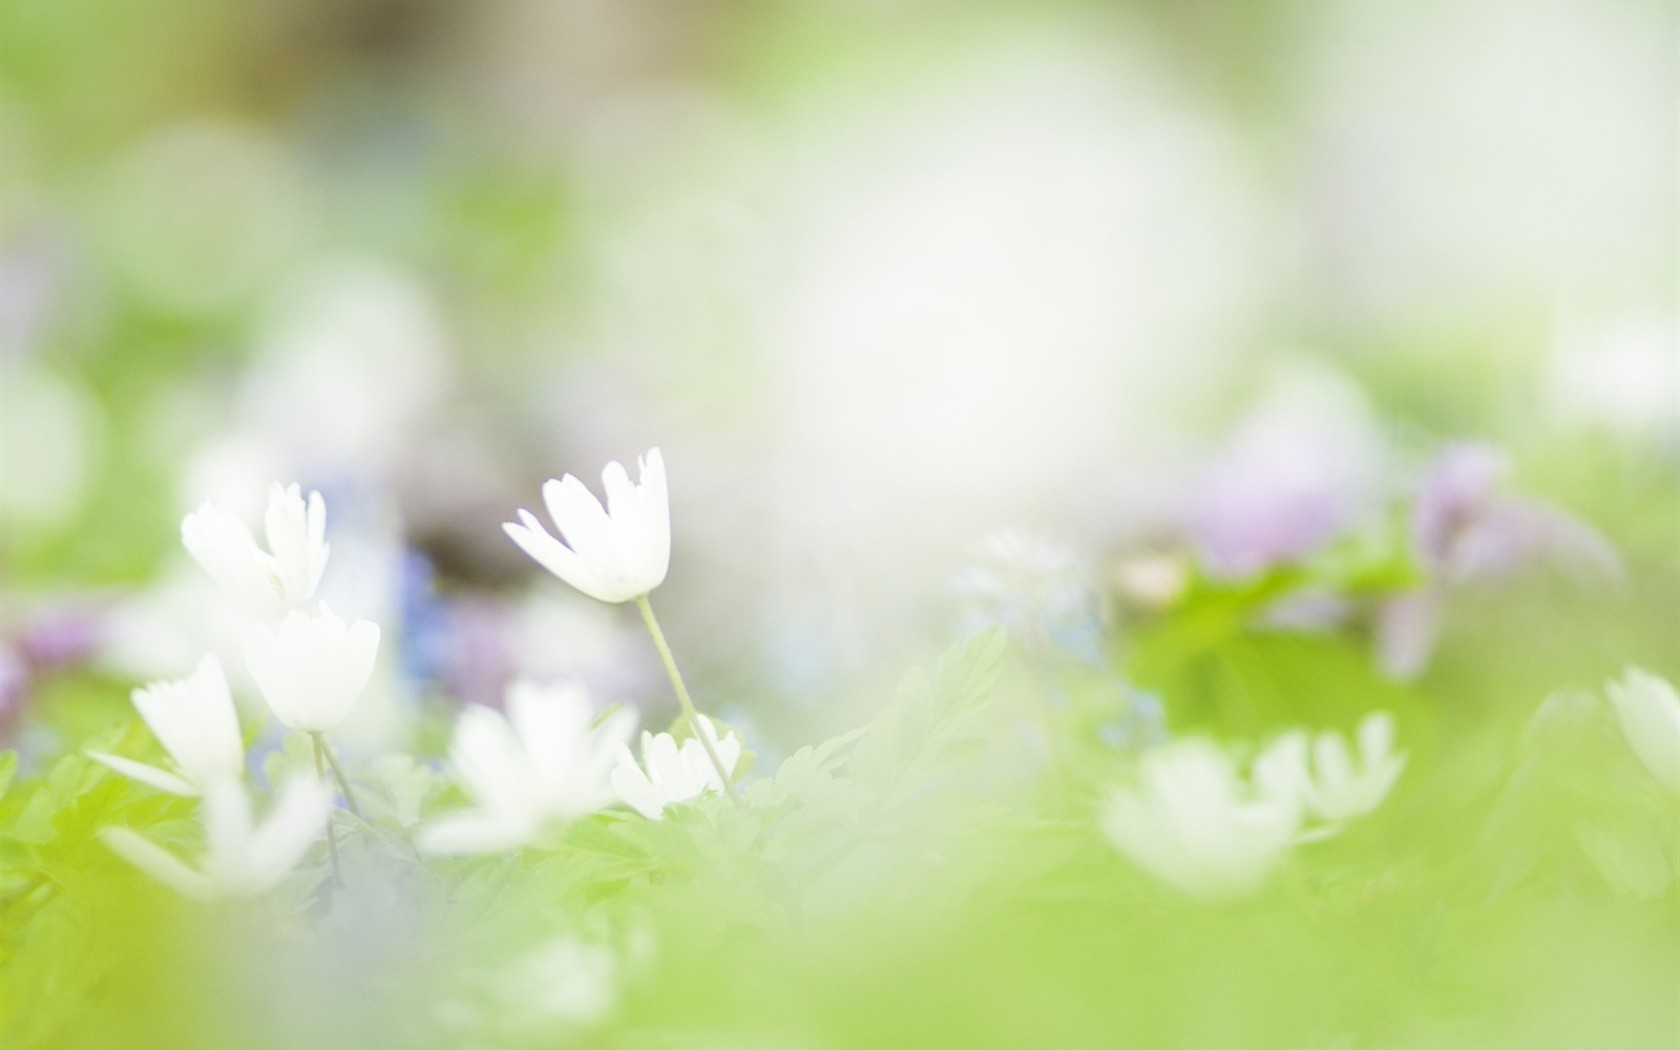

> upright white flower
[245,604,380,733]
[88,655,244,796]
[1606,667,1680,794]
[181,482,329,612]
[1268,712,1408,825]
[418,681,638,855]
[611,716,741,819]
[1101,738,1302,899]
[503,449,671,604]
[100,776,330,900]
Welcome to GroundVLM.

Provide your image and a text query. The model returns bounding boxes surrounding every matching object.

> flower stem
[311,733,343,883]
[317,736,362,819]
[634,594,740,804]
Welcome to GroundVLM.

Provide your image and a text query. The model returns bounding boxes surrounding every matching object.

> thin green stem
[634,594,740,804]
[317,737,362,819]
[311,733,343,883]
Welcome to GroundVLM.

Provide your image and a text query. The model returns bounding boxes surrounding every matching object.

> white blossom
[88,655,244,796]
[100,776,330,900]
[1101,738,1302,899]
[245,604,379,733]
[1606,667,1680,794]
[418,681,637,855]
[181,482,329,612]
[611,716,741,820]
[503,449,670,604]
[1264,712,1407,826]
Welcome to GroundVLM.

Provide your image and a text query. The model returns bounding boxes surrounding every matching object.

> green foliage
[2,582,1676,1050]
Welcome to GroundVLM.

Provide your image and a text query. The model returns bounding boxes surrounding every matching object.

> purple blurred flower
[1188,367,1385,578]
[1378,443,1621,678]
[0,605,105,743]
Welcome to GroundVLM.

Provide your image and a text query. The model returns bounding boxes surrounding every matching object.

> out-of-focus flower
[100,776,329,900]
[246,605,379,733]
[504,449,671,605]
[1100,738,1302,898]
[1378,443,1620,678]
[611,716,741,819]
[88,656,243,797]
[494,938,619,1031]
[1112,552,1190,612]
[1189,364,1386,578]
[182,482,329,613]
[1259,712,1407,825]
[1,605,105,741]
[1606,667,1680,794]
[418,681,637,855]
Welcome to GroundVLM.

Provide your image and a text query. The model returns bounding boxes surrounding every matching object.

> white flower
[100,776,330,900]
[1606,667,1680,794]
[88,655,244,796]
[611,716,741,819]
[181,482,329,612]
[1101,738,1302,899]
[418,681,637,855]
[503,449,670,604]
[1266,712,1408,825]
[496,938,618,1030]
[245,604,380,733]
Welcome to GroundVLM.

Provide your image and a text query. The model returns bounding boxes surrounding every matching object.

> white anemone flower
[1606,667,1680,794]
[100,776,330,900]
[418,681,638,855]
[1101,738,1302,899]
[181,481,329,612]
[611,716,741,819]
[245,604,380,733]
[503,449,670,604]
[1267,712,1408,825]
[88,655,244,796]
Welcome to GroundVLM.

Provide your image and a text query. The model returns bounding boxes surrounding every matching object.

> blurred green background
[1,0,1676,1046]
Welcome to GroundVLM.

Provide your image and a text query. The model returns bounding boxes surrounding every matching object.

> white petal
[241,776,330,892]
[87,752,198,797]
[182,502,279,610]
[610,751,665,819]
[131,655,243,786]
[544,475,615,564]
[246,620,304,730]
[417,811,532,856]
[451,704,533,816]
[1608,668,1680,793]
[100,828,216,900]
[504,515,615,603]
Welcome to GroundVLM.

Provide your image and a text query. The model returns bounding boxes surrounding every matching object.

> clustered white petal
[101,777,330,900]
[182,482,329,613]
[246,604,380,734]
[1606,667,1680,794]
[1102,712,1406,898]
[418,680,638,855]
[88,655,244,797]
[611,716,741,820]
[503,449,671,604]
[1102,738,1303,899]
[1263,712,1408,825]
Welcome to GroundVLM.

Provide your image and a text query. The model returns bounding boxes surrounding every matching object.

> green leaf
[846,628,1009,804]
[261,732,320,791]
[0,751,15,801]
